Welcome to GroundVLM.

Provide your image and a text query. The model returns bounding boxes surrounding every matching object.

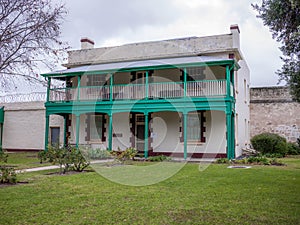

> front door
[50,127,60,146]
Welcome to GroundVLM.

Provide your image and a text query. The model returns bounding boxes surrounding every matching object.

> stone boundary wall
[250,86,300,142]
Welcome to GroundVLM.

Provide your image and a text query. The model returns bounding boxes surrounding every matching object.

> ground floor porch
[45,109,235,159]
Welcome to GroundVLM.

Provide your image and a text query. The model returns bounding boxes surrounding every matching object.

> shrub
[286,142,300,155]
[216,158,229,164]
[148,155,170,162]
[0,151,17,184]
[44,145,90,174]
[110,147,137,162]
[0,167,17,184]
[251,133,288,156]
[82,148,112,160]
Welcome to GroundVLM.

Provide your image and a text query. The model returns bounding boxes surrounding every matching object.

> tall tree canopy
[252,0,300,101]
[0,0,68,88]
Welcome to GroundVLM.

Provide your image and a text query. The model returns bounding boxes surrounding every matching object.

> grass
[0,155,300,224]
[4,152,51,170]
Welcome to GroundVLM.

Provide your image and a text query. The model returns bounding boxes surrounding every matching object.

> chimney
[80,37,95,49]
[230,24,240,49]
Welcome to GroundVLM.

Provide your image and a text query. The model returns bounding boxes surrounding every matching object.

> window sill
[88,140,105,144]
[183,141,205,145]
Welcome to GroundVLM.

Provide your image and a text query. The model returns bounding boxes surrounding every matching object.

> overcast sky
[60,0,284,87]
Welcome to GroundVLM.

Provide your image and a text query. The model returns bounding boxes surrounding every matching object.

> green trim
[77,76,81,101]
[144,113,149,158]
[108,113,113,151]
[63,115,68,146]
[183,112,187,160]
[46,78,51,102]
[44,115,49,151]
[0,123,3,149]
[41,60,237,78]
[183,68,187,97]
[0,107,4,124]
[145,71,149,100]
[109,74,113,102]
[75,115,80,148]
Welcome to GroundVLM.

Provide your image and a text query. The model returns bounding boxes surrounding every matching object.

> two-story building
[42,24,250,159]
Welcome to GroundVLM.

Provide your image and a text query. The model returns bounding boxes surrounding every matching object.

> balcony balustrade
[49,80,230,102]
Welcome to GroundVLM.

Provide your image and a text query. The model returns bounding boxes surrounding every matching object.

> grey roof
[43,56,236,77]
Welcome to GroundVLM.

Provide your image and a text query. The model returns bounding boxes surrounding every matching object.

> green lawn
[5,152,52,169]
[0,156,300,224]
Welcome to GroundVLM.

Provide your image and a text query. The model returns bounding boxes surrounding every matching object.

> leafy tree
[252,0,300,101]
[0,0,68,88]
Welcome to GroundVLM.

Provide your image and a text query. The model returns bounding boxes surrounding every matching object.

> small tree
[252,0,300,102]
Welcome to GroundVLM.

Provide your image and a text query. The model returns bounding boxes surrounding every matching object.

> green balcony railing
[48,80,229,102]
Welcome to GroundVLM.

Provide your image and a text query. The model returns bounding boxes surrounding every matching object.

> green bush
[0,167,17,184]
[216,158,229,164]
[286,142,300,155]
[43,145,90,174]
[0,151,17,184]
[251,133,288,156]
[148,155,170,162]
[110,147,137,162]
[82,148,112,160]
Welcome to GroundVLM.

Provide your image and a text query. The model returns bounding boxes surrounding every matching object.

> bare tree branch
[0,0,69,91]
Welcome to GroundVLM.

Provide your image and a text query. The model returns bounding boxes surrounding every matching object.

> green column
[183,68,187,97]
[110,74,113,102]
[226,112,232,159]
[75,115,80,148]
[183,112,188,160]
[226,65,230,98]
[63,114,68,147]
[145,71,149,99]
[46,78,51,102]
[144,112,149,158]
[108,113,113,151]
[0,124,3,150]
[77,75,81,101]
[231,113,235,159]
[44,114,50,151]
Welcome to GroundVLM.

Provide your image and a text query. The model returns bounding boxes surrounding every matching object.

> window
[186,67,205,81]
[180,111,206,143]
[88,74,108,86]
[89,114,105,141]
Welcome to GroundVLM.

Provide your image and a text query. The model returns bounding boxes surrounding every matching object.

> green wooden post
[44,114,50,151]
[183,112,188,160]
[0,123,3,150]
[145,71,149,100]
[226,112,232,159]
[46,78,51,102]
[183,68,187,97]
[226,65,230,98]
[75,115,80,148]
[110,74,113,102]
[63,114,68,147]
[231,113,235,159]
[77,75,81,101]
[144,112,149,158]
[108,113,113,151]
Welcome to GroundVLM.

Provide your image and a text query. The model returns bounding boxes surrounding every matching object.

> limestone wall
[1,102,64,151]
[250,86,300,142]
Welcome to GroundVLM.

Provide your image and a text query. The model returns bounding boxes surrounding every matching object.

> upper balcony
[49,79,232,102]
[43,56,238,105]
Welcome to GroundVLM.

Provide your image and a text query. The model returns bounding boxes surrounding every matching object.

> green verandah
[42,56,238,159]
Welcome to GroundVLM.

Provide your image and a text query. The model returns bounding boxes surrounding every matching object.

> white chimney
[80,37,95,49]
[230,24,240,49]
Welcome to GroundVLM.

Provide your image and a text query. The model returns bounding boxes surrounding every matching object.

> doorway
[50,127,60,146]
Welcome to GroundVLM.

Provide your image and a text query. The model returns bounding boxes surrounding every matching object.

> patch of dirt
[0,181,29,188]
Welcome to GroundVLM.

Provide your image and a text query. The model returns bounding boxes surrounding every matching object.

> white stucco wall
[235,59,250,156]
[2,102,64,151]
